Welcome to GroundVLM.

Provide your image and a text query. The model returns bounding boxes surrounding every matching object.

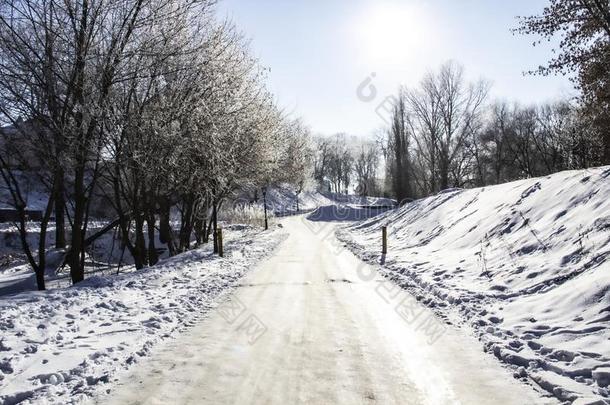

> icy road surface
[97,215,552,405]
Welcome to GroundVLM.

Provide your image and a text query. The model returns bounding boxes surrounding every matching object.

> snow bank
[338,166,610,404]
[0,225,285,404]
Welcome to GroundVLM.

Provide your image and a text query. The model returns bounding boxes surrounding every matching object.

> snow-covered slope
[339,166,610,403]
[265,187,336,215]
[0,225,285,404]
[0,171,48,211]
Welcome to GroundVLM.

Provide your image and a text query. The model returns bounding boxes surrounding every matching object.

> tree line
[322,0,610,202]
[312,134,381,197]
[515,0,610,163]
[311,62,602,202]
[383,61,603,201]
[311,58,604,202]
[383,0,610,202]
[0,0,310,290]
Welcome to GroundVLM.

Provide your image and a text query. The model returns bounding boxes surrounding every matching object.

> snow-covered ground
[0,221,124,297]
[0,224,286,404]
[93,216,550,405]
[338,166,610,404]
[240,185,396,217]
[0,185,384,298]
[265,187,336,214]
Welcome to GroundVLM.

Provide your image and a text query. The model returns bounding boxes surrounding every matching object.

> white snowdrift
[338,166,610,404]
[0,225,285,405]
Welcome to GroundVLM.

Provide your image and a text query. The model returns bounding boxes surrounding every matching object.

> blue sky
[216,0,573,138]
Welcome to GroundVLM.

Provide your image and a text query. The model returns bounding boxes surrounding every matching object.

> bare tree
[353,142,380,197]
[385,95,414,200]
[516,0,610,162]
[397,62,489,194]
[0,0,305,285]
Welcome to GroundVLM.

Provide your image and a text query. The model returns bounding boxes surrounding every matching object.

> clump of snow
[338,166,610,403]
[0,225,285,404]
[593,368,610,388]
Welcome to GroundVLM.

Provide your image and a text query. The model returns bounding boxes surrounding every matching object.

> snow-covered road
[96,215,553,405]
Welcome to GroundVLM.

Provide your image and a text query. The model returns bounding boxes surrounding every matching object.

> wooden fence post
[217,228,224,257]
[382,226,387,255]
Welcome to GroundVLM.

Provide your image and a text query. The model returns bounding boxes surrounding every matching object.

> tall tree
[387,95,413,201]
[516,0,610,162]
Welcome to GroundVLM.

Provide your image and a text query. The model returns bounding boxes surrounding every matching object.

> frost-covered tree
[0,0,313,285]
[353,142,380,197]
[516,0,610,162]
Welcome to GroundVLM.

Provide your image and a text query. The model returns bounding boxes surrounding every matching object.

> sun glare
[354,2,429,65]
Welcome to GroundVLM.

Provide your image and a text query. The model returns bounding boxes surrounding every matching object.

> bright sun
[355,2,429,65]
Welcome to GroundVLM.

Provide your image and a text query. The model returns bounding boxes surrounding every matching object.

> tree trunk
[158,197,176,256]
[112,170,139,267]
[69,165,86,284]
[133,213,147,269]
[439,152,450,191]
[118,216,139,268]
[194,213,206,246]
[53,167,66,249]
[204,210,214,243]
[179,196,195,252]
[212,203,218,254]
[35,191,55,291]
[146,211,158,266]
